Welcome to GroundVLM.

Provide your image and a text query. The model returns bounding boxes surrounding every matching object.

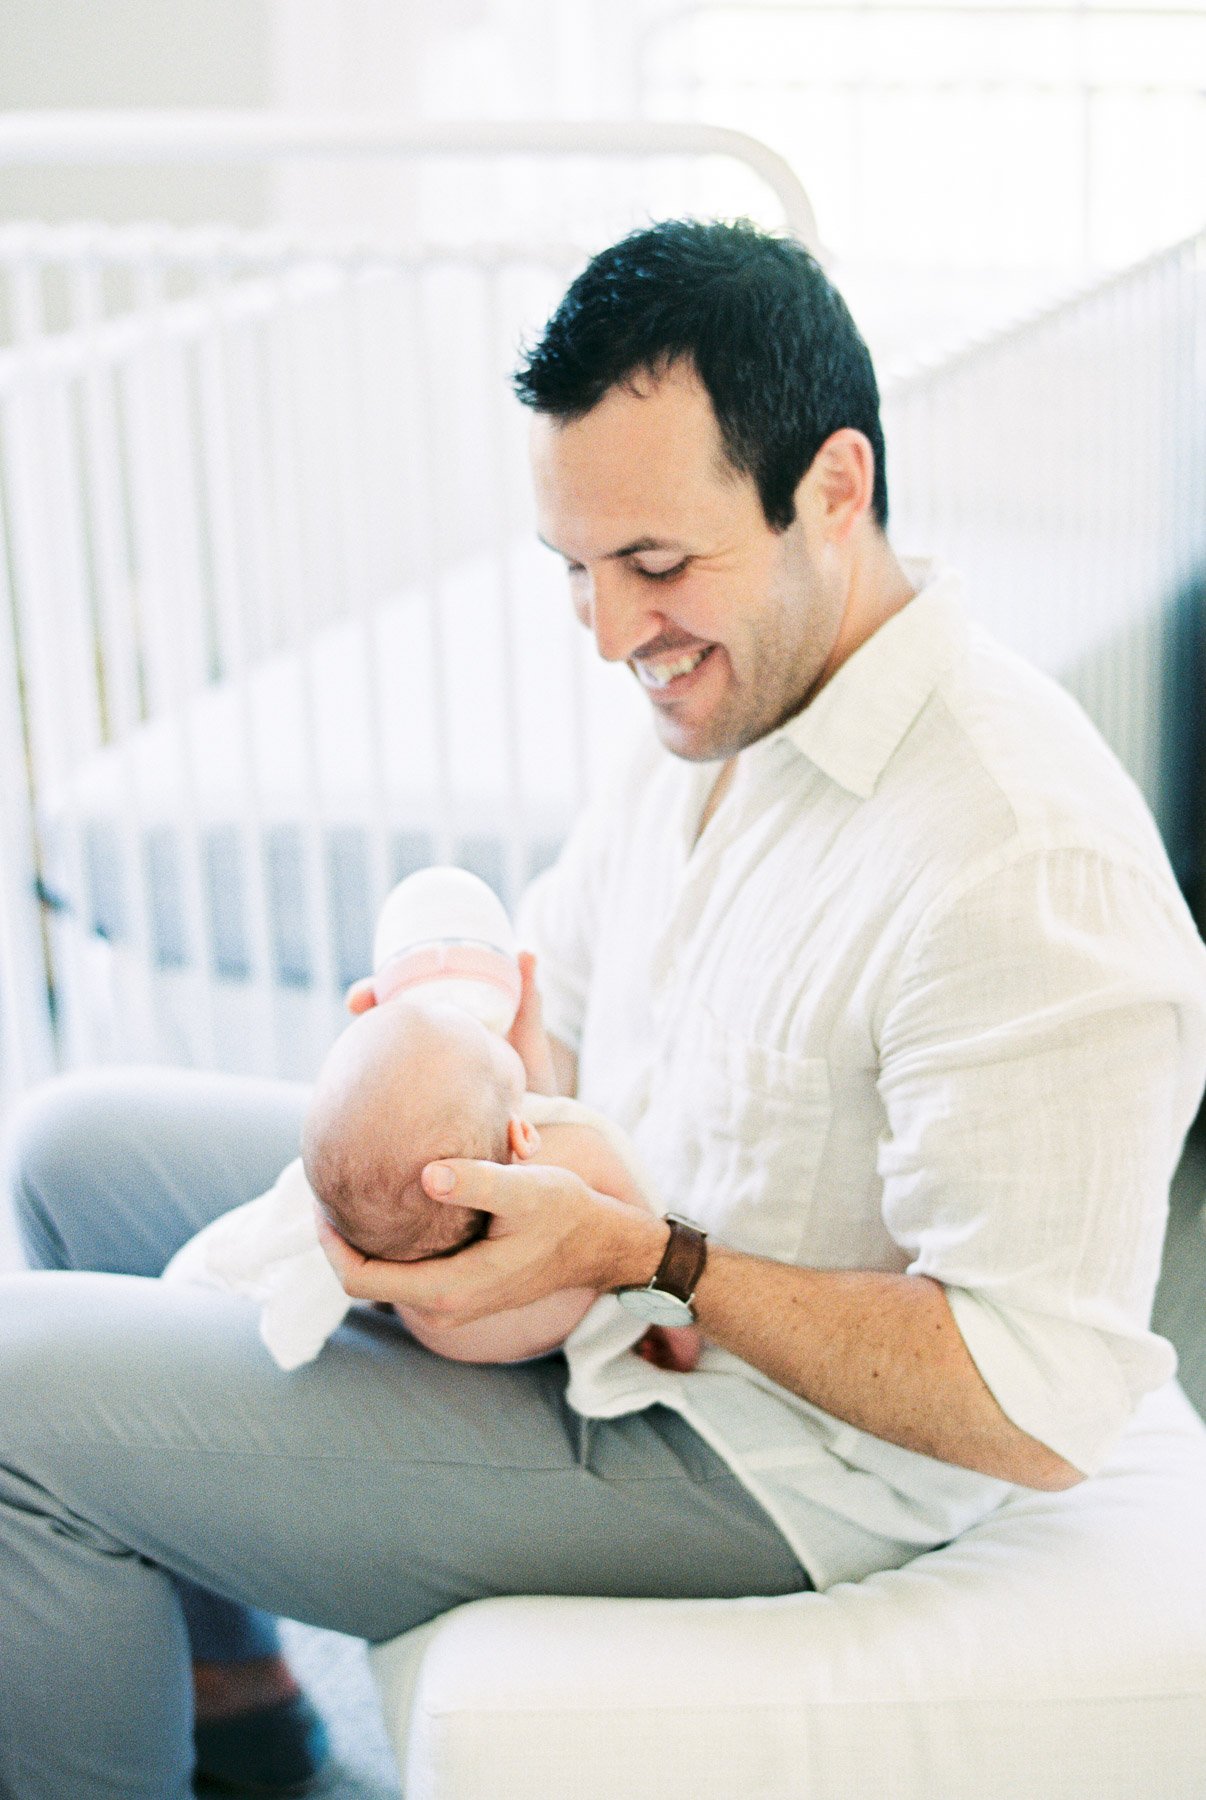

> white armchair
[371,1381,1206,1800]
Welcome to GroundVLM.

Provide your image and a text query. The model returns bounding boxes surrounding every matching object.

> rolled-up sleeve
[876,841,1206,1474]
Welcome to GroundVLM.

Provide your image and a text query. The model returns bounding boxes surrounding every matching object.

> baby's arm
[398,1283,597,1364]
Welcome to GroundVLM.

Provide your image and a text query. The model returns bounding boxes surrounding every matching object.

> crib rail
[0,112,820,267]
[883,225,1206,883]
[0,111,814,219]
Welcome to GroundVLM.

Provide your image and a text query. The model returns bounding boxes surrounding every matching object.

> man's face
[529,363,850,763]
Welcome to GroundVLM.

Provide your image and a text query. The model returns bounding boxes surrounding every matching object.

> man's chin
[650,712,723,762]
[648,702,753,764]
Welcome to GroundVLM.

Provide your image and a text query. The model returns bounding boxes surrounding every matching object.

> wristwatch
[616,1214,708,1326]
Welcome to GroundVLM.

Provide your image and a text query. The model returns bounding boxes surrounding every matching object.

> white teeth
[636,646,709,689]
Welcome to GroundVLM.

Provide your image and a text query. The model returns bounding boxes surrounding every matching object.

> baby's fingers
[507,950,558,1095]
[344,976,377,1016]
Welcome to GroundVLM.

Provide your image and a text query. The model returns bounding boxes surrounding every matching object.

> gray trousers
[0,1068,806,1800]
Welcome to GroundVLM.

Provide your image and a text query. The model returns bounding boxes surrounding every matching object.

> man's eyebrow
[537,533,685,562]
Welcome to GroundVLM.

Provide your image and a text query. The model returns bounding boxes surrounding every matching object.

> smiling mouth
[633,644,715,691]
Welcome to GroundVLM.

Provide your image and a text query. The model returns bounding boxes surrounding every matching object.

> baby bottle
[371,866,522,1035]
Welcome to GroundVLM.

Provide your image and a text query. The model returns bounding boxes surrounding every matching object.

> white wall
[262,0,693,238]
[0,0,271,224]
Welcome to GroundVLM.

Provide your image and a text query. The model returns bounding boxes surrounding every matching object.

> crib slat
[123,252,220,1068]
[195,255,281,1073]
[326,260,392,956]
[346,264,401,941]
[0,440,57,1090]
[407,266,455,871]
[0,367,104,1067]
[480,258,529,915]
[67,250,161,1060]
[265,263,342,1071]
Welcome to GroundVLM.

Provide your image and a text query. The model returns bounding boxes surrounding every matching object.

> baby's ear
[508,1115,541,1161]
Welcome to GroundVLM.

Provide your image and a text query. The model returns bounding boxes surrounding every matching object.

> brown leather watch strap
[652,1215,708,1303]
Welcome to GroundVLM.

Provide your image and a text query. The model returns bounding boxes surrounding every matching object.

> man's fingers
[314,1208,374,1288]
[317,1159,622,1325]
[315,1201,508,1318]
[314,1205,466,1309]
[420,1156,575,1214]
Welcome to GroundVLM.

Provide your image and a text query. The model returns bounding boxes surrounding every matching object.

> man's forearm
[614,1218,1083,1491]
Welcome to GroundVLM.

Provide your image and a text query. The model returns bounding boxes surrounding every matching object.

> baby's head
[302,1000,530,1262]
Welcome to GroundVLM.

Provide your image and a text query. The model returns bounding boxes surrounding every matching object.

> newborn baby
[302,997,661,1362]
[166,998,699,1371]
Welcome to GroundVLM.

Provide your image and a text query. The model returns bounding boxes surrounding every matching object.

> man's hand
[315,1158,668,1328]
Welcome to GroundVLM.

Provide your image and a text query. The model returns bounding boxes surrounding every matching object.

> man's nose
[584,565,656,665]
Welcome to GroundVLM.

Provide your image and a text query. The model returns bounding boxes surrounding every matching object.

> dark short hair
[513,218,887,530]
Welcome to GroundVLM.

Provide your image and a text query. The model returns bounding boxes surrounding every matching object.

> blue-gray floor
[198,1620,403,1799]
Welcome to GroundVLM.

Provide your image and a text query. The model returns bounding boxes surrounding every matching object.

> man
[2,220,1203,1800]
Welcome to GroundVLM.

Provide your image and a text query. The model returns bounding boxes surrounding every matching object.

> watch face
[617,1286,695,1327]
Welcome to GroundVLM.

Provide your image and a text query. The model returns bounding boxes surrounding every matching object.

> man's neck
[693,538,917,851]
[826,533,919,684]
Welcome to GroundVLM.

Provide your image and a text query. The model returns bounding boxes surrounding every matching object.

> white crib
[0,115,817,1092]
[0,113,1202,1101]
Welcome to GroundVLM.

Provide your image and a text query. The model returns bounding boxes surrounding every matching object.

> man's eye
[636,561,686,582]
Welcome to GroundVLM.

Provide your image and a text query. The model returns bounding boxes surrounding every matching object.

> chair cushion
[370,1381,1206,1799]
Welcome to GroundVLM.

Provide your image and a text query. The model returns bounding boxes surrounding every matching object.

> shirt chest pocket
[647,1000,833,1264]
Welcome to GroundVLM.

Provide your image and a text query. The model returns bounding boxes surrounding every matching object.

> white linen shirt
[518,559,1206,1590]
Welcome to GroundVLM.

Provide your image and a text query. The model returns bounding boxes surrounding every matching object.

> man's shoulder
[825,616,1198,982]
[895,622,1168,871]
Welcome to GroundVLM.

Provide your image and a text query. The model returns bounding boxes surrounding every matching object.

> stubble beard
[650,619,824,764]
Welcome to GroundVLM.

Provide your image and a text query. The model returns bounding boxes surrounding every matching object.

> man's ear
[508,1115,541,1161]
[799,427,875,543]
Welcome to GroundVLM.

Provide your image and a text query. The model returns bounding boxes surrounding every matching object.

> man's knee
[0,1268,125,1426]
[0,1268,246,1430]
[7,1074,89,1262]
[4,1071,148,1268]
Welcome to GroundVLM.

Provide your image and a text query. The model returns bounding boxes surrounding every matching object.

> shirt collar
[767,559,967,800]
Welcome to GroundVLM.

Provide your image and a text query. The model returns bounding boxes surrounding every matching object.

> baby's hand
[344,976,377,1016]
